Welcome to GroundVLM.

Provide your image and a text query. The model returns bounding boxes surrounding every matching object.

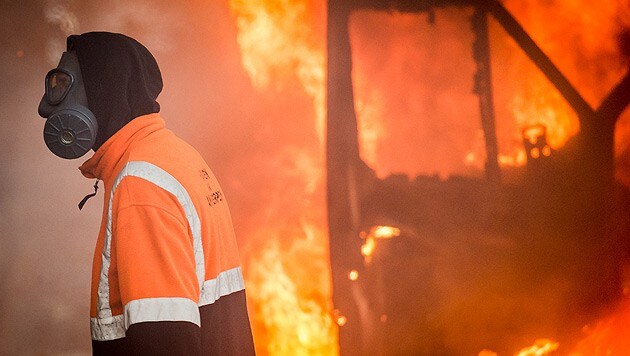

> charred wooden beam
[472,7,501,183]
[326,1,368,354]
[596,71,630,124]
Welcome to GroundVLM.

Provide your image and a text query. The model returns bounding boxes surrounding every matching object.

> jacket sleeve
[93,322,201,356]
[125,321,201,355]
[112,175,202,353]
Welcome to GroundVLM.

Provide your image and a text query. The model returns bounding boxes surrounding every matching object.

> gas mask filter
[38,51,97,159]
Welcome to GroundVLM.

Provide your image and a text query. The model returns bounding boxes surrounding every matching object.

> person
[37,31,255,355]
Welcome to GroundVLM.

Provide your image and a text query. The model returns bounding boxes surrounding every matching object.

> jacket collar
[79,113,165,182]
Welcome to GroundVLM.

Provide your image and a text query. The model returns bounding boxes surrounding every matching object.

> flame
[491,24,580,168]
[350,9,484,179]
[227,0,629,354]
[245,226,337,355]
[492,0,629,171]
[480,339,559,356]
[228,1,335,354]
[349,1,629,179]
[569,298,630,355]
[478,297,630,355]
[369,225,401,239]
[229,0,326,143]
[358,225,400,263]
[360,236,376,258]
[515,339,559,356]
[479,350,498,356]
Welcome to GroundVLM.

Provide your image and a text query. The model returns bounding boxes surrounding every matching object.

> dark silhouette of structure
[326,0,630,354]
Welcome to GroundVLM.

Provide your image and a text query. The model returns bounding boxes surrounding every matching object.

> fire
[350,9,484,179]
[569,298,630,355]
[245,225,337,355]
[479,339,559,356]
[360,236,376,259]
[227,0,629,354]
[228,0,335,354]
[515,339,559,356]
[490,14,580,169]
[359,225,400,262]
[479,350,498,356]
[368,225,401,239]
[496,0,630,174]
[229,0,326,143]
[349,1,629,179]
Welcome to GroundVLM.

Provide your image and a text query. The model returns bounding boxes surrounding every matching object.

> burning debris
[226,0,630,352]
[328,0,630,355]
[1,0,629,354]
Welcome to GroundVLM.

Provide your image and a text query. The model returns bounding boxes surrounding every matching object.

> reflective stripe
[92,161,205,341]
[91,298,199,339]
[90,314,125,341]
[124,297,201,329]
[199,266,246,306]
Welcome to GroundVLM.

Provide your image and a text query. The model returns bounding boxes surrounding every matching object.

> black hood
[67,32,163,150]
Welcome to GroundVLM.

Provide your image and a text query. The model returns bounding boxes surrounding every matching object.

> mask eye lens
[46,70,73,105]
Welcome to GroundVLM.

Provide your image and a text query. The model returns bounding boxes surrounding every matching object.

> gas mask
[38,51,98,159]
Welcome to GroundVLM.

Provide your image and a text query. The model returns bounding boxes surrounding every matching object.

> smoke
[0,1,247,354]
[1,0,628,354]
[44,2,78,34]
[81,1,186,55]
[44,1,79,65]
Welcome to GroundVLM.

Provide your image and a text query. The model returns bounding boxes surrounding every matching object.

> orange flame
[228,1,335,355]
[350,9,485,179]
[227,0,629,354]
[349,1,629,178]
[515,339,559,356]
[569,298,630,355]
[479,350,499,356]
[480,339,559,356]
[494,0,629,171]
[371,226,400,239]
[245,226,337,355]
[360,237,376,258]
[229,0,326,143]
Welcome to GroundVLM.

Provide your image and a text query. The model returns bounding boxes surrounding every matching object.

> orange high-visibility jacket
[80,113,254,353]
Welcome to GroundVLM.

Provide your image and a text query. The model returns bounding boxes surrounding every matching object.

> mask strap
[78,179,100,210]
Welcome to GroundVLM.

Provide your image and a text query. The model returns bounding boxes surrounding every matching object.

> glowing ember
[369,225,401,239]
[360,237,376,258]
[348,270,359,281]
[332,309,347,327]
